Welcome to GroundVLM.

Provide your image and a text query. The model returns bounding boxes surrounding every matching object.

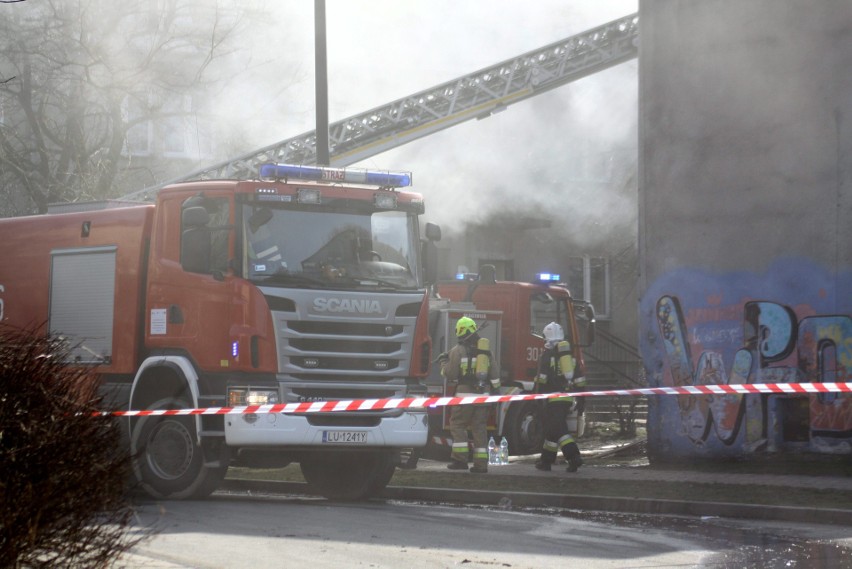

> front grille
[290,338,400,354]
[288,321,403,337]
[292,356,399,371]
[289,387,398,401]
[268,290,423,384]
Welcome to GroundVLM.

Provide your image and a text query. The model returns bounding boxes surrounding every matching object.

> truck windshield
[240,203,421,290]
[530,293,574,344]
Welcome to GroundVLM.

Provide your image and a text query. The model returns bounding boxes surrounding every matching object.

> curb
[219,479,852,526]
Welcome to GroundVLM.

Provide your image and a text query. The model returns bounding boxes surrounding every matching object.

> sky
[215,0,639,248]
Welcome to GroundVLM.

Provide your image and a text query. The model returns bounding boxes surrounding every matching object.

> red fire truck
[0,163,435,501]
[424,267,596,456]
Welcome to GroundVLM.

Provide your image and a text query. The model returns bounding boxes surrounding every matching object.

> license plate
[322,430,368,444]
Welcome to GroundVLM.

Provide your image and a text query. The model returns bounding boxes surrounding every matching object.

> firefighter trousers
[539,399,581,464]
[449,388,490,469]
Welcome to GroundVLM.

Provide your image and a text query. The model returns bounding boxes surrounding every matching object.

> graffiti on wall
[653,294,852,451]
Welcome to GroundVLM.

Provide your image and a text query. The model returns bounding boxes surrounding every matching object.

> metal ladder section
[122,13,638,201]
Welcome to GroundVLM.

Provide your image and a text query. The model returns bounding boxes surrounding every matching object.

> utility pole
[314,0,330,165]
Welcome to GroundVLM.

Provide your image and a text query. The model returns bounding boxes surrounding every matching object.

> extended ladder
[123,13,638,201]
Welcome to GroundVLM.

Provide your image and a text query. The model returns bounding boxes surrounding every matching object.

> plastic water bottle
[488,436,498,465]
[499,437,509,465]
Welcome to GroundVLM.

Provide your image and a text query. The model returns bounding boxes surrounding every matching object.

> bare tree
[0,0,250,214]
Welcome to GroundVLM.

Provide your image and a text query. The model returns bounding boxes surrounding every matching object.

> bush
[0,326,142,568]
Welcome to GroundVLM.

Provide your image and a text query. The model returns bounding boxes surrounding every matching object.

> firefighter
[442,316,500,473]
[534,321,585,473]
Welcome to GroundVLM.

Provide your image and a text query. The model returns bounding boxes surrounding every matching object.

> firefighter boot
[469,465,488,474]
[534,460,552,472]
[564,444,583,473]
[566,456,584,473]
[447,460,468,470]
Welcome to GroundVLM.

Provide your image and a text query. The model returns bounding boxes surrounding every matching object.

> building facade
[638,0,852,459]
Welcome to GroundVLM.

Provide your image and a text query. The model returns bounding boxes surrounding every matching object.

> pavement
[398,454,852,523]
[222,438,852,527]
[221,442,852,526]
[414,453,852,491]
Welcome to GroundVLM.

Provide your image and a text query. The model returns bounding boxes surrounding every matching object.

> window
[181,196,230,274]
[240,202,420,290]
[163,95,214,159]
[122,93,214,159]
[122,95,153,156]
[565,256,610,320]
[529,293,573,344]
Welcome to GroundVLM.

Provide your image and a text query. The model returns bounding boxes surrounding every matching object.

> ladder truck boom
[121,13,638,202]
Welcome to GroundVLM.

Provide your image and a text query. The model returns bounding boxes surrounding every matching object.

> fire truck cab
[0,164,433,501]
[423,264,596,455]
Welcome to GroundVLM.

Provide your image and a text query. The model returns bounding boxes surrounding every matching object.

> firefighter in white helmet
[441,316,500,473]
[534,321,585,473]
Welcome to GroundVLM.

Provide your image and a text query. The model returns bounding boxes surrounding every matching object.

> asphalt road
[121,491,852,568]
[123,493,716,568]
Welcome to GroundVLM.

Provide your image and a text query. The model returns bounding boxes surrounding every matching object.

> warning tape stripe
[102,382,851,417]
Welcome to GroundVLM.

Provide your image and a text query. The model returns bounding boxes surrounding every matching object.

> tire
[131,397,229,500]
[365,451,398,496]
[300,451,395,501]
[505,400,544,456]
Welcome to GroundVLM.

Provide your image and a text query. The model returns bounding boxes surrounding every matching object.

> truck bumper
[224,410,428,448]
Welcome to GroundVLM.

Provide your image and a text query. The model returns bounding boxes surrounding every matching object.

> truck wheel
[505,401,544,456]
[300,451,395,501]
[365,451,398,495]
[131,397,228,500]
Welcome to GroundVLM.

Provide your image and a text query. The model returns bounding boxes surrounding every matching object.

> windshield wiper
[343,275,410,290]
[256,271,413,291]
[256,273,327,288]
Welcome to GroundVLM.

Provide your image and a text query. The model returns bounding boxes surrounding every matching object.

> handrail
[584,328,646,388]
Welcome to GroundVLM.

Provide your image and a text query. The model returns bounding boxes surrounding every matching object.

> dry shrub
[0,326,142,568]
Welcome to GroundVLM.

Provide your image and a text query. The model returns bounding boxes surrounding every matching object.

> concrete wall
[638,0,852,459]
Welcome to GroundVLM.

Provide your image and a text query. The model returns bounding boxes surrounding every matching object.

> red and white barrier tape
[105,382,851,417]
[430,435,453,447]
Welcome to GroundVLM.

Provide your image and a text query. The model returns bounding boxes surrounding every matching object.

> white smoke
[213,0,638,247]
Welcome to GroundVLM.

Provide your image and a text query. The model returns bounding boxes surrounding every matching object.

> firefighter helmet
[543,321,564,343]
[455,316,478,339]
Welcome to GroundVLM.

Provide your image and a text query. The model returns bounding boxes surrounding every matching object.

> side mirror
[248,207,273,233]
[182,206,210,228]
[425,222,441,242]
[572,300,596,347]
[422,240,438,285]
[181,206,211,274]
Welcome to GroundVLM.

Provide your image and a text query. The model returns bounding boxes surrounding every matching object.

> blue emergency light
[455,273,479,281]
[259,163,412,188]
[535,272,561,282]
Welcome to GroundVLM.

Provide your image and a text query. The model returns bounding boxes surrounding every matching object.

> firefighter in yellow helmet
[534,321,585,473]
[441,316,500,473]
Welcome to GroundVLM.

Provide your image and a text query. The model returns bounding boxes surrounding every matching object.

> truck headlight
[248,390,278,405]
[228,388,279,406]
